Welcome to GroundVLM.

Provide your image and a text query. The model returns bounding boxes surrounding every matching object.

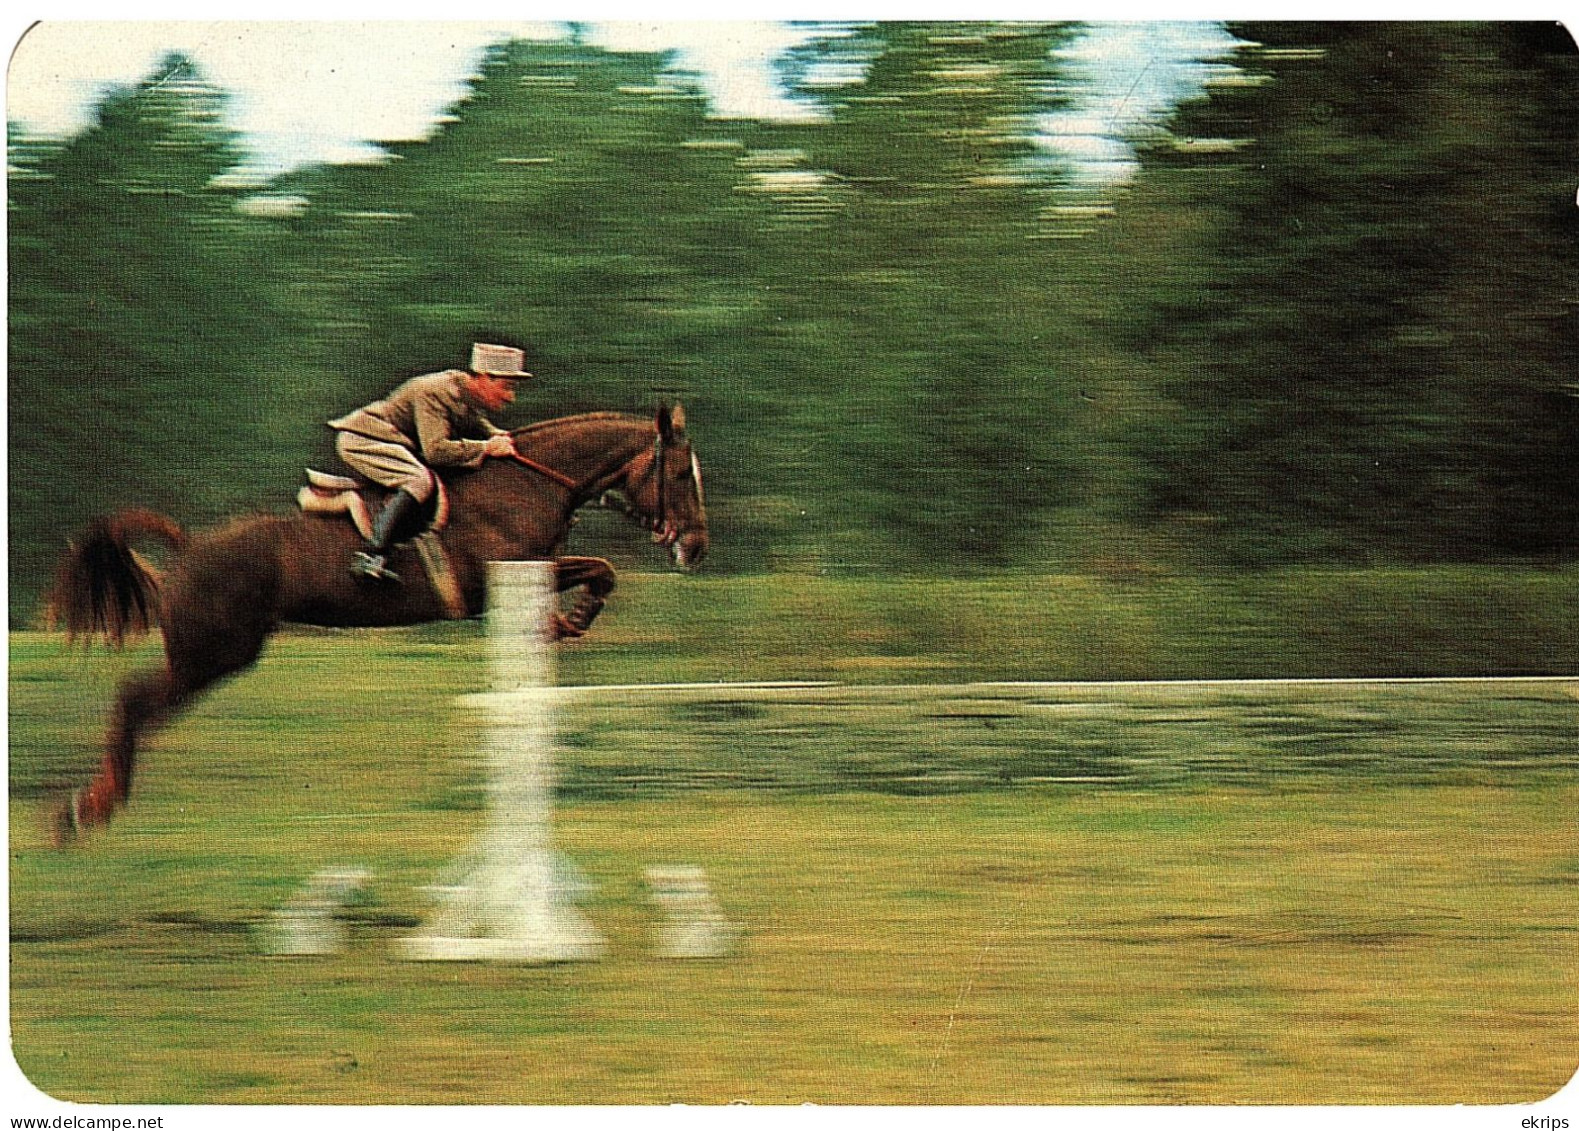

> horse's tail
[45,509,189,646]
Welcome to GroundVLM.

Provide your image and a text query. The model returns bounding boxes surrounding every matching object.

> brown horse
[46,405,707,841]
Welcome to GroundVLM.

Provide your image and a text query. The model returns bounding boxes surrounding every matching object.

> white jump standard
[399,561,604,962]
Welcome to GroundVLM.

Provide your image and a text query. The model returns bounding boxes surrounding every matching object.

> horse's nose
[674,528,708,570]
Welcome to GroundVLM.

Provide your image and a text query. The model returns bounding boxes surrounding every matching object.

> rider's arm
[412,392,491,469]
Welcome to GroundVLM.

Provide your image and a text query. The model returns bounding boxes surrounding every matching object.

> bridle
[652,427,669,536]
[625,428,676,540]
[506,427,686,536]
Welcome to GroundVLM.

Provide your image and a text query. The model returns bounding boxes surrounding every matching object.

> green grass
[9,571,1579,1105]
[561,567,1579,683]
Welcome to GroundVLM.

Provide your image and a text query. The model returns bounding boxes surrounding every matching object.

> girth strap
[412,533,467,620]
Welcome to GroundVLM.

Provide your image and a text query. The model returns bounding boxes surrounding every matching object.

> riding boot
[352,489,422,583]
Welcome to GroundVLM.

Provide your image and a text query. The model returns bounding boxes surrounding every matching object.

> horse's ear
[656,402,675,443]
[670,402,687,437]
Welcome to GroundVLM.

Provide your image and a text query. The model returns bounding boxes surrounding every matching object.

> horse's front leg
[551,556,616,640]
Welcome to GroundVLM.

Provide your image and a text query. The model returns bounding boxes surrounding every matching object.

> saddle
[296,470,451,540]
[297,471,465,618]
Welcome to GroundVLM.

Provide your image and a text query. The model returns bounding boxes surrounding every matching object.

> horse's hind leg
[59,620,270,843]
[62,665,182,838]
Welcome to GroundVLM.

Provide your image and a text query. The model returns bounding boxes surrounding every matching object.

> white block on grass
[646,865,737,959]
[258,867,370,957]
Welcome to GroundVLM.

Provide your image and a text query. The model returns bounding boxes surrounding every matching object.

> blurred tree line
[9,22,1578,621]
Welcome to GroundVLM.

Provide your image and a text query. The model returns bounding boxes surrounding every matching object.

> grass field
[8,578,1579,1105]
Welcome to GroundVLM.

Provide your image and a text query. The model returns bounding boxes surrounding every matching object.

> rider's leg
[333,432,434,583]
[352,488,423,582]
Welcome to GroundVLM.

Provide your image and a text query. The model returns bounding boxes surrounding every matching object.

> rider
[329,340,533,582]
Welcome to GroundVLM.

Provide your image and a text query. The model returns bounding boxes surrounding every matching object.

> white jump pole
[398,561,604,962]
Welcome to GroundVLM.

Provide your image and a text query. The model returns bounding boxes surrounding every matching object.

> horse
[44,404,708,842]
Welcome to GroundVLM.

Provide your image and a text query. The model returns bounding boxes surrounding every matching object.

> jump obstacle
[258,868,370,957]
[398,561,606,962]
[264,560,734,961]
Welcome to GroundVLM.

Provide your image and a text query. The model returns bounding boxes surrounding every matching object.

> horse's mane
[510,411,648,437]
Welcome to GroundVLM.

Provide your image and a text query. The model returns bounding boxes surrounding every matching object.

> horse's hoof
[550,614,586,641]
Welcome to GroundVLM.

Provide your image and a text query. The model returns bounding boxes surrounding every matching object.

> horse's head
[618,403,709,570]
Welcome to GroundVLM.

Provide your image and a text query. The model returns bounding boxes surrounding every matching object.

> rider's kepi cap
[470,343,533,379]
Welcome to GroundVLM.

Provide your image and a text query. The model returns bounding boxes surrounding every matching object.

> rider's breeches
[334,432,436,503]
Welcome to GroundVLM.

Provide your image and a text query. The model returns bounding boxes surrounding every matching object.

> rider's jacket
[329,370,507,470]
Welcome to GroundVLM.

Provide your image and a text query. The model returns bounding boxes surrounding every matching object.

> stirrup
[351,551,401,584]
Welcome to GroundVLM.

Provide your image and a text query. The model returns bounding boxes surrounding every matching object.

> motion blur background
[9,23,1579,1109]
[9,20,1579,627]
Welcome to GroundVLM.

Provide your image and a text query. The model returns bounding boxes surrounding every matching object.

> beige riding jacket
[328,370,507,470]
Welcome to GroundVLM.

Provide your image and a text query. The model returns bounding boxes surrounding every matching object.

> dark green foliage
[9,24,1578,623]
[1110,22,1579,564]
[9,54,307,609]
[747,23,1089,567]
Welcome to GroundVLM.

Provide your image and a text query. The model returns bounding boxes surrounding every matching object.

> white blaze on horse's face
[648,442,704,570]
[671,450,708,569]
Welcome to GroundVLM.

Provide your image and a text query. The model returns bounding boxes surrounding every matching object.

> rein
[506,427,666,510]
[507,449,579,491]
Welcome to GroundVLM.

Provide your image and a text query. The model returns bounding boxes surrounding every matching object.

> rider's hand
[484,434,515,458]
